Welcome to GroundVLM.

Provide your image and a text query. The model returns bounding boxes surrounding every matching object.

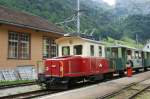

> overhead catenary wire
[56,0,81,33]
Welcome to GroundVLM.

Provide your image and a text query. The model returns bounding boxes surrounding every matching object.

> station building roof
[0,6,65,35]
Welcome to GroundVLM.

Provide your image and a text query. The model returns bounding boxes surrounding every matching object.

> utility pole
[136,34,139,48]
[77,0,80,33]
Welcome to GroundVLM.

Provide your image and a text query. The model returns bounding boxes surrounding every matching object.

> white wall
[57,38,86,56]
[84,42,105,57]
[57,37,105,57]
[143,43,150,52]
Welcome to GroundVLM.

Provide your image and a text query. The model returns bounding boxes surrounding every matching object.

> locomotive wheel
[104,73,113,79]
[119,71,125,77]
[67,80,73,88]
[45,83,51,90]
[135,69,140,73]
[60,80,72,90]
[89,75,104,82]
[144,67,148,71]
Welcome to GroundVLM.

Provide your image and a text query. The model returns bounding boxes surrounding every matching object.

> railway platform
[40,71,150,99]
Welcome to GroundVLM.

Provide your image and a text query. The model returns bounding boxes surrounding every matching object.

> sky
[103,0,116,6]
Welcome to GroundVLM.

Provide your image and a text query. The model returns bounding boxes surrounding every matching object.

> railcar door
[108,47,126,71]
[147,52,150,67]
[111,48,118,70]
[116,47,126,71]
[132,51,143,69]
[106,48,115,70]
[90,57,97,74]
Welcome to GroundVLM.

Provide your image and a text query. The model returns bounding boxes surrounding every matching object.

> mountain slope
[0,0,149,43]
[115,0,150,16]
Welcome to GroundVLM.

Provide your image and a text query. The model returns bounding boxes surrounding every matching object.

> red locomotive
[40,56,113,88]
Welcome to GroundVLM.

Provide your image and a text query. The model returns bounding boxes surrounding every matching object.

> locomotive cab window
[98,46,102,57]
[73,45,82,55]
[62,46,70,56]
[90,45,94,56]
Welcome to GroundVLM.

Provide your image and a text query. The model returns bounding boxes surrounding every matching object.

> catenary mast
[77,0,80,33]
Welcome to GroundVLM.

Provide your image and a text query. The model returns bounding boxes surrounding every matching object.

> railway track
[0,89,59,99]
[99,78,150,99]
[0,82,36,90]
[128,85,150,99]
[0,76,123,99]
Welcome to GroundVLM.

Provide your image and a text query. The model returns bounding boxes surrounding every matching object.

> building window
[8,32,30,59]
[62,46,70,56]
[99,46,102,56]
[90,45,94,56]
[73,45,82,55]
[147,45,149,49]
[43,37,57,58]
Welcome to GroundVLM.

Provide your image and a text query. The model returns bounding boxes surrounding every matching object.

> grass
[0,80,34,86]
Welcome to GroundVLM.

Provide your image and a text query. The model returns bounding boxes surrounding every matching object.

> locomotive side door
[45,59,62,77]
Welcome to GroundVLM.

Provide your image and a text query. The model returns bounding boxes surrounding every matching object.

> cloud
[103,0,116,6]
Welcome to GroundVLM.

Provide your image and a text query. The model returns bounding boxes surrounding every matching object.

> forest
[0,0,150,44]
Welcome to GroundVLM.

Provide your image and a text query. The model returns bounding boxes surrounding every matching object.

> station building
[0,6,64,69]
[143,40,150,52]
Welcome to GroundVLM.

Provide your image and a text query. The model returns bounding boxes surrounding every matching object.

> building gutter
[0,19,65,36]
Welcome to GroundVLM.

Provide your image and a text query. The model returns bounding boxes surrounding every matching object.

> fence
[0,66,37,81]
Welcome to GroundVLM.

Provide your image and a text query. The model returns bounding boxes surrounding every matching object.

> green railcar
[106,45,150,74]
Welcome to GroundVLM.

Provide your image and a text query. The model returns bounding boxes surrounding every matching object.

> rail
[0,90,58,99]
[99,78,150,99]
[128,85,150,99]
[0,81,36,90]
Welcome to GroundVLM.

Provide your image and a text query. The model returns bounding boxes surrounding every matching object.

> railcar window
[106,48,111,58]
[135,51,139,59]
[73,45,82,55]
[139,52,142,59]
[112,48,118,58]
[99,46,102,56]
[90,45,94,56]
[127,50,132,59]
[62,46,70,56]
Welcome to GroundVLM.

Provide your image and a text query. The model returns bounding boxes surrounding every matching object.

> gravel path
[0,84,41,97]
